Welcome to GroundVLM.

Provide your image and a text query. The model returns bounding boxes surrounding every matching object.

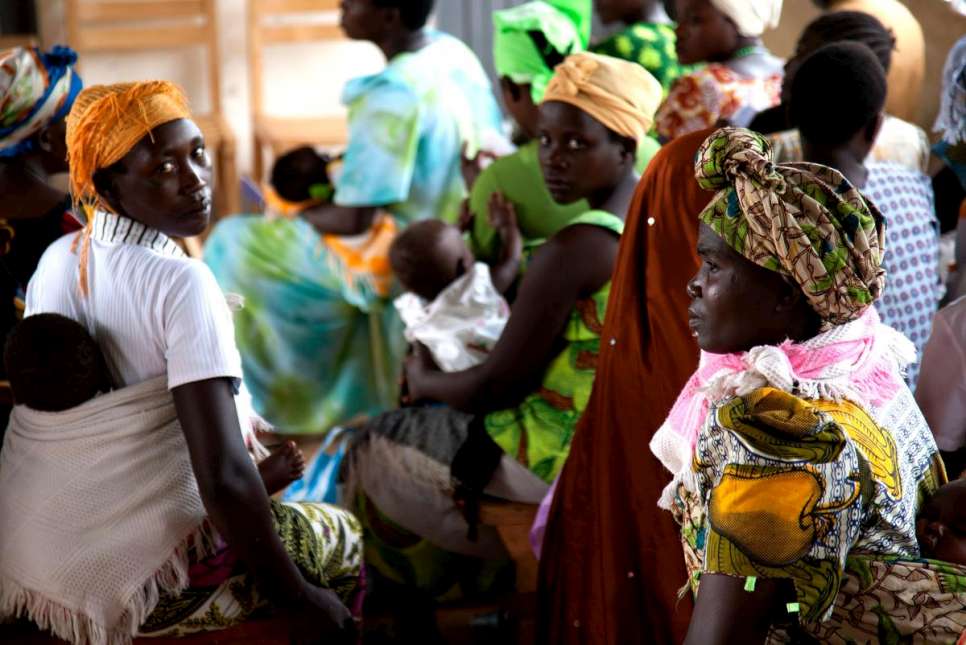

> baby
[4,313,304,494]
[265,146,336,213]
[390,193,522,371]
[917,479,966,565]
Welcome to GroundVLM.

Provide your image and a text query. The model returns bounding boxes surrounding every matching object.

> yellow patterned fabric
[695,127,886,328]
[687,387,944,624]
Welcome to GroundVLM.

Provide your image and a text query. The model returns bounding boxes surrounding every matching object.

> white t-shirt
[26,211,243,392]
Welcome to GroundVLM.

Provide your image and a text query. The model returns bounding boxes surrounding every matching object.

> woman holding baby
[344,52,664,601]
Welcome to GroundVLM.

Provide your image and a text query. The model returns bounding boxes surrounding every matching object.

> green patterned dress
[484,210,623,483]
[591,22,690,95]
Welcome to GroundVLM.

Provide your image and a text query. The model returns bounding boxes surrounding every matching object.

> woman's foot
[259,440,306,495]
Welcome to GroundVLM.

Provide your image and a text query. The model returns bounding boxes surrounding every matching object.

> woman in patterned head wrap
[10,81,363,642]
[650,127,952,643]
[0,45,83,430]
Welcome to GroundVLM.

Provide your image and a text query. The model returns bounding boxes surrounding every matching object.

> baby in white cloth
[391,197,522,371]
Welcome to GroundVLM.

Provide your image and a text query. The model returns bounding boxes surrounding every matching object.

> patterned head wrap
[694,127,886,327]
[542,51,663,141]
[66,81,192,295]
[0,45,82,158]
[709,0,783,37]
[493,1,588,103]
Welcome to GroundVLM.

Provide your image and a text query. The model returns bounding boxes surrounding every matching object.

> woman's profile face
[674,0,740,65]
[686,223,800,354]
[98,118,212,238]
[537,100,632,205]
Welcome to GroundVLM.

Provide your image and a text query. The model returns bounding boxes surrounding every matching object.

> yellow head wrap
[542,51,662,141]
[65,80,192,294]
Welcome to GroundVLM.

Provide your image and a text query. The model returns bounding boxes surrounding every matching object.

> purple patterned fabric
[865,162,943,387]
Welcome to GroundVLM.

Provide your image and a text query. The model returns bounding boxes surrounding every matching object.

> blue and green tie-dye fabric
[204,30,503,434]
[336,29,504,225]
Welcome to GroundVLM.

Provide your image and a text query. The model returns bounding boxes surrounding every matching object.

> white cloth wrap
[709,0,782,37]
[394,262,510,372]
[0,376,213,645]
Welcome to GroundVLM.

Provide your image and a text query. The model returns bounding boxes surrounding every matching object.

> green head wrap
[493,1,589,103]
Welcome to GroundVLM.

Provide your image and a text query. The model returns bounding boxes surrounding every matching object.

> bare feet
[258,440,306,495]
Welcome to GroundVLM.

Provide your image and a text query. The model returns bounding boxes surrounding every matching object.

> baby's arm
[487,192,523,295]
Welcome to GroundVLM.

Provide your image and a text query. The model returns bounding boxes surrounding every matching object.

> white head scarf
[709,0,783,37]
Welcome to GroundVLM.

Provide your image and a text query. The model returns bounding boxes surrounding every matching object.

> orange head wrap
[65,80,192,294]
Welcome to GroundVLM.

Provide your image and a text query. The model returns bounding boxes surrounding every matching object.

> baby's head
[918,479,966,565]
[4,313,112,411]
[389,219,475,301]
[270,146,333,203]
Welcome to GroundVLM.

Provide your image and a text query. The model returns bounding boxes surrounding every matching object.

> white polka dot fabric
[865,162,943,388]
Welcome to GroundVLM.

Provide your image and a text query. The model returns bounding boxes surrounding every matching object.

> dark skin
[595,0,669,26]
[298,0,432,237]
[684,223,821,644]
[800,114,882,190]
[405,102,637,411]
[97,119,353,643]
[918,480,966,565]
[674,0,758,66]
[0,117,70,221]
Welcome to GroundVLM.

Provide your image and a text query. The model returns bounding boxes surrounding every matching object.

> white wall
[38,0,386,174]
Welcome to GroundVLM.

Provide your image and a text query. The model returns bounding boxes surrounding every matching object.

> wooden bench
[476,499,540,643]
[478,499,540,593]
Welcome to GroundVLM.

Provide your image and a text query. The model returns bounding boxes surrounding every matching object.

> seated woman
[651,127,954,643]
[0,82,362,643]
[0,46,83,432]
[204,0,504,435]
[591,0,690,93]
[654,0,783,141]
[536,127,716,645]
[469,1,662,265]
[753,11,931,174]
[788,42,941,388]
[346,52,661,600]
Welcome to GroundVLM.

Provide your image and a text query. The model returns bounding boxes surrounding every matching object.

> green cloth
[545,0,592,48]
[591,22,690,95]
[468,139,659,263]
[493,1,589,103]
[468,141,587,263]
[484,209,625,483]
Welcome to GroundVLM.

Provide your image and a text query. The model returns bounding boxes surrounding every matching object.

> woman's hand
[287,584,356,645]
[402,342,439,403]
[461,142,496,190]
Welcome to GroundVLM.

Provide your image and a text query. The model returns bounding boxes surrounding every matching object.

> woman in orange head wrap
[9,81,363,643]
